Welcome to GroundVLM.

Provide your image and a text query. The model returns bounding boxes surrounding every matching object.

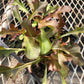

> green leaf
[58,26,84,39]
[0,66,11,79]
[13,6,22,24]
[49,5,59,13]
[45,4,59,16]
[0,46,24,57]
[13,0,28,13]
[42,61,47,84]
[58,53,69,84]
[46,4,51,12]
[0,64,25,80]
[19,34,24,40]
[27,0,34,11]
[22,36,40,59]
[0,58,41,80]
[28,0,48,20]
[32,20,38,27]
[0,64,23,80]
[57,52,69,84]
[38,28,51,54]
[60,71,67,84]
[59,65,69,79]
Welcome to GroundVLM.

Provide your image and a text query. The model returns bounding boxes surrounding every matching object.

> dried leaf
[44,6,71,21]
[58,52,72,65]
[22,19,40,37]
[56,6,71,14]
[53,43,82,66]
[38,19,58,31]
[56,14,65,36]
[52,6,71,19]
[48,55,61,71]
[38,13,65,34]
[22,36,40,59]
[0,24,25,38]
[65,45,83,66]
[66,44,80,54]
[28,0,48,20]
[53,41,82,65]
[38,6,70,31]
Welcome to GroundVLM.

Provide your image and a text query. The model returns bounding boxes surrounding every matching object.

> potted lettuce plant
[0,0,84,84]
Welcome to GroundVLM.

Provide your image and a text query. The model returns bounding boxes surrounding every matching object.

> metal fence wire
[0,0,84,84]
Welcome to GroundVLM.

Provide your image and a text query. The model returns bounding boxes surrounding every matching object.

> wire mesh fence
[0,0,84,84]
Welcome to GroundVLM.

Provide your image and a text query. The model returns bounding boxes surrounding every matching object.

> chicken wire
[0,0,84,84]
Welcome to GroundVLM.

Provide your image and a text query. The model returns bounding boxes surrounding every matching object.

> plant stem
[42,60,47,84]
[12,56,42,70]
[53,47,70,55]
